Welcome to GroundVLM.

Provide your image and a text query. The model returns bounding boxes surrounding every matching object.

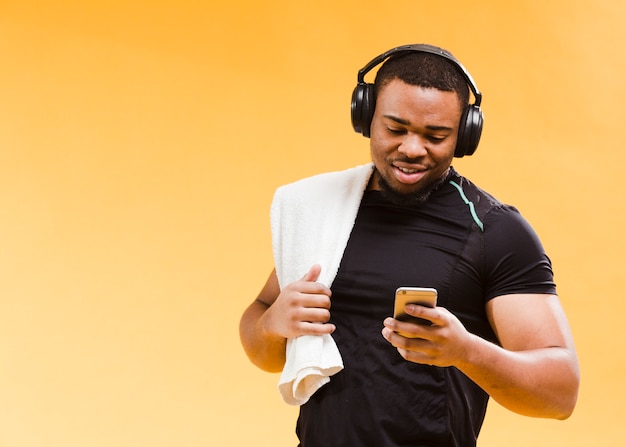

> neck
[371,167,452,207]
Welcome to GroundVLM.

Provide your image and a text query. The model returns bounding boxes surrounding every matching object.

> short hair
[374,50,470,108]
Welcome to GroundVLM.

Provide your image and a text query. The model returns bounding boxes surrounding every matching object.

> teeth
[398,167,419,174]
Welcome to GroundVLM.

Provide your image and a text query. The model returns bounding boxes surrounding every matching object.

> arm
[382,293,580,419]
[239,265,335,373]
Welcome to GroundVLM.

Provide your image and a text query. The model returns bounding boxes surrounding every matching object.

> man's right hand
[240,264,335,372]
[260,264,335,339]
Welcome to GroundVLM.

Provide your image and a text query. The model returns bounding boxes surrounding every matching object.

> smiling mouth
[393,164,428,185]
[397,166,423,174]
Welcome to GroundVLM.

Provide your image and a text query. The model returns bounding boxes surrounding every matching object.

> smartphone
[393,287,438,330]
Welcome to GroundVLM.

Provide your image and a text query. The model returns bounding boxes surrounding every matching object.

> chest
[331,193,476,309]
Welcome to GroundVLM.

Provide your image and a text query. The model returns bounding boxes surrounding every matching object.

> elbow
[239,316,287,373]
[245,348,285,374]
[549,349,581,420]
[516,387,579,421]
[239,335,286,374]
[514,363,581,420]
[554,401,577,421]
[549,368,581,420]
[554,398,577,421]
[555,381,580,421]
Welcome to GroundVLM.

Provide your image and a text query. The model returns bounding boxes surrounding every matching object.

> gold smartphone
[393,287,438,330]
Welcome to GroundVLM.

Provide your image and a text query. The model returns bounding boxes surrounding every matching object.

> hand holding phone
[393,287,438,334]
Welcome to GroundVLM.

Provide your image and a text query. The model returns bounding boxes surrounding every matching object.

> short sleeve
[482,205,556,300]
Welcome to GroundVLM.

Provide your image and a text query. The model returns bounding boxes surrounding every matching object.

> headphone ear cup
[351,83,375,137]
[454,105,484,157]
[350,84,365,135]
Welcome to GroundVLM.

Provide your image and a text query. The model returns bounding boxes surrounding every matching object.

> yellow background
[0,1,624,446]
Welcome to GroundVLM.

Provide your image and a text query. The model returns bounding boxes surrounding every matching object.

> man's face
[369,79,463,201]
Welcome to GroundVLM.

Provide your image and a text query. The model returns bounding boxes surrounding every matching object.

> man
[240,44,579,446]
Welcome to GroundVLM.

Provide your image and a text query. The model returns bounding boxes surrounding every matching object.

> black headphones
[351,44,484,158]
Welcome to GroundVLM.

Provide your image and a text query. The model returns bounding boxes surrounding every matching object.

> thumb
[301,264,322,282]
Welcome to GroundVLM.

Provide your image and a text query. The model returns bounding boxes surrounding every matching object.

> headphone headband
[356,44,482,107]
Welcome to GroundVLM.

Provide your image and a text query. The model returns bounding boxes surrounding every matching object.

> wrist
[455,332,494,372]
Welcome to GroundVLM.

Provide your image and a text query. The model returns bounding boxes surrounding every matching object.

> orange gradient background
[0,1,624,446]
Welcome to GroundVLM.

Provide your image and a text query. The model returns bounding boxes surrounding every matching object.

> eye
[426,134,446,143]
[386,127,406,135]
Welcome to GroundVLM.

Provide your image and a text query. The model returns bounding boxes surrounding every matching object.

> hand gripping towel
[271,163,374,405]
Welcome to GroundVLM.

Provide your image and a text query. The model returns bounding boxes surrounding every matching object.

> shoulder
[445,169,514,232]
[448,169,555,298]
[445,170,545,250]
[274,163,374,202]
[447,170,503,210]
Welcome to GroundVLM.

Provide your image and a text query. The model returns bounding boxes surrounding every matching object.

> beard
[375,168,450,207]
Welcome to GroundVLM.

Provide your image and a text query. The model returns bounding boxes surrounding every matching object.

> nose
[398,133,427,158]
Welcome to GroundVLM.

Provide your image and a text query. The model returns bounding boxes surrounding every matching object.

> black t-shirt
[296,169,556,447]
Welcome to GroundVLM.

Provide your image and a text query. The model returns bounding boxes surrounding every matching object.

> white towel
[271,163,374,405]
[278,333,344,406]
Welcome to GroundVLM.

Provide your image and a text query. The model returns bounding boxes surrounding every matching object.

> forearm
[239,300,287,373]
[458,333,579,419]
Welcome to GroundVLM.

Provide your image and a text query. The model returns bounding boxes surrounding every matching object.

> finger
[300,321,336,335]
[405,304,437,325]
[301,264,322,282]
[383,318,429,340]
[382,328,434,356]
[298,265,332,298]
[301,291,332,309]
[397,348,436,365]
[298,306,332,323]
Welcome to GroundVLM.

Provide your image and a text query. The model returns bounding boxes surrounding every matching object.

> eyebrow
[383,114,454,132]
